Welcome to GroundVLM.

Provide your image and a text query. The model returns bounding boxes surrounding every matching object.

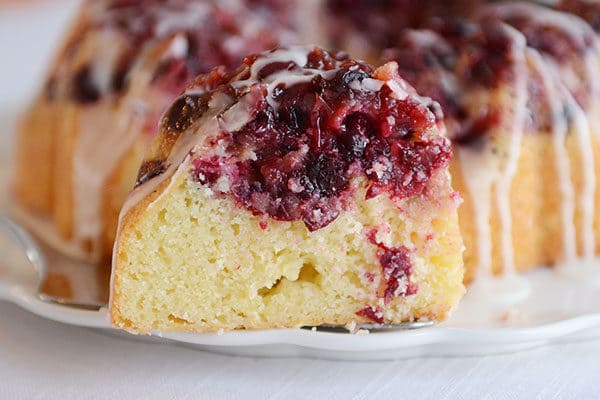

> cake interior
[112,169,464,333]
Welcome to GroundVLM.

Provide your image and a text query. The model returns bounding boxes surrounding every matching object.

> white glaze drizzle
[577,33,600,261]
[458,24,528,280]
[154,2,211,37]
[562,85,596,260]
[494,25,528,277]
[70,30,132,255]
[91,30,127,96]
[457,146,497,279]
[528,49,577,263]
[72,35,189,258]
[72,103,125,251]
[232,46,333,111]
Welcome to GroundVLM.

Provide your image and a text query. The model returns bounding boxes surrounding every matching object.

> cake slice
[110,46,464,333]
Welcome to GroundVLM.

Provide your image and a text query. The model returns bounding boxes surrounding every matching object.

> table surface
[0,301,599,400]
[0,2,599,399]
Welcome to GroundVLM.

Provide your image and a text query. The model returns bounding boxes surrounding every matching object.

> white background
[0,1,599,398]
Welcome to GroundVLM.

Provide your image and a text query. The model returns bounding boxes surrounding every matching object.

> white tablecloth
[0,302,599,399]
[1,2,599,399]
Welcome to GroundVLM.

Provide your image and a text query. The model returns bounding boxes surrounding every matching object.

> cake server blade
[0,214,107,310]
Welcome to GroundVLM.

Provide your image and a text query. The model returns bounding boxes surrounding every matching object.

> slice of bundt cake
[110,46,465,333]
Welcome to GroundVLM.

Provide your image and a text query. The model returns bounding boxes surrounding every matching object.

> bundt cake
[110,46,464,332]
[13,0,600,333]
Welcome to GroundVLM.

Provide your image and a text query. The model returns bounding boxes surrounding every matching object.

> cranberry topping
[151,57,192,96]
[72,65,101,104]
[194,157,226,186]
[368,229,417,304]
[62,0,294,104]
[484,4,595,61]
[383,19,525,145]
[356,306,384,324]
[178,47,450,231]
[483,3,596,109]
[326,0,482,53]
[455,110,502,146]
[379,246,418,303]
[461,24,522,89]
[558,0,600,33]
[364,272,375,282]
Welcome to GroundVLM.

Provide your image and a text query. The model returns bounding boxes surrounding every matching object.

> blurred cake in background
[13,0,295,263]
